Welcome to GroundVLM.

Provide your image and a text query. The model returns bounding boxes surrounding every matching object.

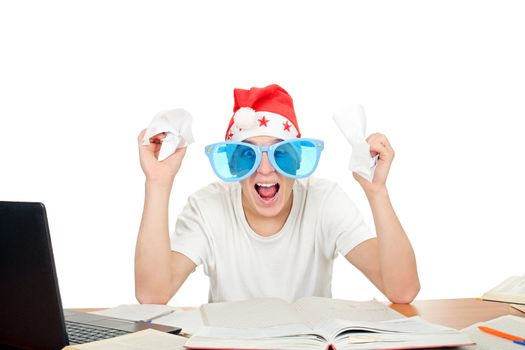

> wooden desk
[75,298,524,331]
[389,298,524,329]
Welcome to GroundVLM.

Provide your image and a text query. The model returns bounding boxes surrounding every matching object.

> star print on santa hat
[224,84,301,141]
[258,116,269,127]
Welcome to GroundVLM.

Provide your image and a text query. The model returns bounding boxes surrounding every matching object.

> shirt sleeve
[170,196,212,271]
[320,183,376,258]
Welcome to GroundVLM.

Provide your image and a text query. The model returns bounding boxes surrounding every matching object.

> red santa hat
[225,84,301,141]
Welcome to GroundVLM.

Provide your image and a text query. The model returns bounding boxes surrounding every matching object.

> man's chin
[254,206,283,218]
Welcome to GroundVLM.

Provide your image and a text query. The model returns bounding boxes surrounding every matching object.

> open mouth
[255,183,280,201]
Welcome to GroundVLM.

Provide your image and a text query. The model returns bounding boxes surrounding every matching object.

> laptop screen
[0,201,69,350]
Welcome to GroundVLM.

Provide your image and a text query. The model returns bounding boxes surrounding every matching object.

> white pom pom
[234,107,258,129]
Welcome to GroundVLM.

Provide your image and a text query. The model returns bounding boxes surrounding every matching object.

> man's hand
[353,133,394,195]
[138,129,187,186]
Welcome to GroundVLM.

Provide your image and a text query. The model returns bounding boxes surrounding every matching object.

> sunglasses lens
[274,140,320,177]
[211,143,257,181]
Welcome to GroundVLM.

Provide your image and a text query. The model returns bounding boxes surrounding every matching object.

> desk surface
[76,298,524,330]
[389,298,523,329]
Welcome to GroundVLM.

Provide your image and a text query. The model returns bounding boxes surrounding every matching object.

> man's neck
[242,196,293,237]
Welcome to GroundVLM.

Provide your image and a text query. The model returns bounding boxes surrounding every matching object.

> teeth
[257,183,276,187]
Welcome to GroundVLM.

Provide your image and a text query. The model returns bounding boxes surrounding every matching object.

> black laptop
[0,201,181,350]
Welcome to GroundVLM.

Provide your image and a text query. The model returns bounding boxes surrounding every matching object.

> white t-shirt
[171,177,375,303]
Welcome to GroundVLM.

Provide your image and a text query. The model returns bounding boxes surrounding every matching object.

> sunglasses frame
[204,138,324,182]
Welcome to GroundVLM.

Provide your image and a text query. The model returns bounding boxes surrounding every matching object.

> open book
[481,275,525,305]
[185,297,474,350]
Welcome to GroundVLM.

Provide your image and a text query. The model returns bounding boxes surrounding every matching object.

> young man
[135,84,420,304]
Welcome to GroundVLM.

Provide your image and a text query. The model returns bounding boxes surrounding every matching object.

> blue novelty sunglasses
[204,138,324,182]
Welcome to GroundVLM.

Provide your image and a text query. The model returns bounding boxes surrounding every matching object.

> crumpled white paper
[142,108,194,161]
[333,104,378,182]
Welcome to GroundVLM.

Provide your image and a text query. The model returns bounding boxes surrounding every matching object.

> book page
[335,332,473,350]
[185,333,325,350]
[293,297,404,327]
[89,304,177,322]
[482,276,525,304]
[63,329,187,350]
[153,308,204,335]
[200,298,307,329]
[314,316,459,341]
[318,317,472,350]
[459,315,525,350]
[194,323,317,339]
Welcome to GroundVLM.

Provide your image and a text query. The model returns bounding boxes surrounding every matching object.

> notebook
[0,201,181,350]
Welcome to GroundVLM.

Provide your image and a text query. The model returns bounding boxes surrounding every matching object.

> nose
[257,152,276,175]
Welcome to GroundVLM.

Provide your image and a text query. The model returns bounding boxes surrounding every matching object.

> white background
[1,1,524,308]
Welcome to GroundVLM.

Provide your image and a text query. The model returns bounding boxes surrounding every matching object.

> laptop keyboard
[65,320,130,344]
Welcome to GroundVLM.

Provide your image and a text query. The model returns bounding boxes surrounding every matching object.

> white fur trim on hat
[233,107,258,129]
